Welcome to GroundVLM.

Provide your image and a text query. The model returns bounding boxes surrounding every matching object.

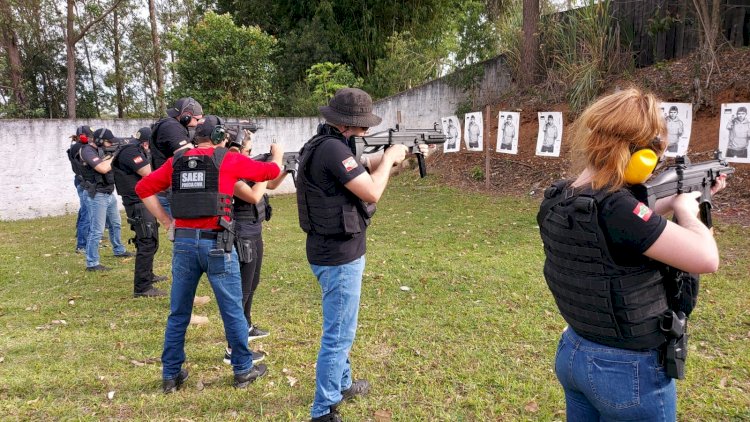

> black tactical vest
[171,148,232,220]
[537,181,669,350]
[78,145,115,194]
[233,181,268,224]
[296,129,371,236]
[112,140,146,206]
[67,141,86,180]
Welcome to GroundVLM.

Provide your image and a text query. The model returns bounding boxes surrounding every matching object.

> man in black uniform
[297,88,408,422]
[150,97,204,215]
[68,126,93,253]
[111,127,167,297]
[79,128,134,271]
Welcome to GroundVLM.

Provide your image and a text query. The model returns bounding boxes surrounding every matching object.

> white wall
[0,56,512,220]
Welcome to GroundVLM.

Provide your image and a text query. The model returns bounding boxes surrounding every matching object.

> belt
[174,228,221,239]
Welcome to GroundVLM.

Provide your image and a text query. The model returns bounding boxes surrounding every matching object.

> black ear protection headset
[624,136,664,185]
[177,98,197,127]
[209,116,226,145]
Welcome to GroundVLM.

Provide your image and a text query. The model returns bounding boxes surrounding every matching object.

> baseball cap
[167,97,204,118]
[134,127,152,142]
[194,115,223,139]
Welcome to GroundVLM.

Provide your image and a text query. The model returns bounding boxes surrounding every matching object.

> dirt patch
[427,48,750,226]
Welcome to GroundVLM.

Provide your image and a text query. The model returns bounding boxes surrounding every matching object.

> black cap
[93,128,116,142]
[134,127,152,142]
[195,115,223,139]
[167,97,204,118]
[76,125,94,138]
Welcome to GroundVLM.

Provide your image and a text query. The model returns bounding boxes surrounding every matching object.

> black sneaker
[223,347,266,365]
[114,251,135,258]
[152,274,168,283]
[86,264,111,272]
[310,410,343,422]
[331,379,370,413]
[134,287,167,298]
[75,248,85,254]
[162,369,189,394]
[248,324,270,340]
[233,363,267,388]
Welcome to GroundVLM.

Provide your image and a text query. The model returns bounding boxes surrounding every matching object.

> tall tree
[0,0,28,112]
[149,0,164,113]
[111,7,124,117]
[521,0,540,86]
[65,0,123,118]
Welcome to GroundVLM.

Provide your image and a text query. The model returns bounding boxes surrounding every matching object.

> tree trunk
[0,0,27,111]
[66,0,77,118]
[113,8,123,118]
[521,0,540,86]
[149,0,164,114]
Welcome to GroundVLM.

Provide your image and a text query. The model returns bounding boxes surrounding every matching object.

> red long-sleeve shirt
[135,147,280,230]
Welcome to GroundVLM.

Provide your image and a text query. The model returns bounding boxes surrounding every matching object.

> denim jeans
[162,232,253,380]
[310,255,365,418]
[85,192,126,267]
[555,327,676,421]
[74,179,90,250]
[158,193,172,217]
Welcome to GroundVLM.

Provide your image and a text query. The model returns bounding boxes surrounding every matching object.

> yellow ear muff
[624,148,659,185]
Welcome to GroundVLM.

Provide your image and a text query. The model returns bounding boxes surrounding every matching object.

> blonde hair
[570,87,666,191]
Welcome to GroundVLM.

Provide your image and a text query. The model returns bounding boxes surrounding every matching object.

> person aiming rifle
[537,88,727,421]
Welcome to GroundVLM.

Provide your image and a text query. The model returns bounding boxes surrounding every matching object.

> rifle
[630,151,735,228]
[225,122,263,145]
[252,151,300,186]
[353,123,446,177]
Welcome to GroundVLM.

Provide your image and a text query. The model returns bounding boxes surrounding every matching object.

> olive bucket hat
[319,88,382,128]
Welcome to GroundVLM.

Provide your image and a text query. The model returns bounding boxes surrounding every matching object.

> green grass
[0,174,748,420]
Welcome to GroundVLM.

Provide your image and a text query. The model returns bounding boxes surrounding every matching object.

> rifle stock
[353,124,446,177]
[631,151,735,228]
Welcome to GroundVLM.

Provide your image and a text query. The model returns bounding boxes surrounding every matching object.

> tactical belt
[174,228,221,239]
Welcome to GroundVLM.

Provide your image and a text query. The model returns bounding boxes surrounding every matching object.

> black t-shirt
[151,117,190,170]
[112,140,150,206]
[305,136,367,266]
[598,189,667,266]
[80,144,115,194]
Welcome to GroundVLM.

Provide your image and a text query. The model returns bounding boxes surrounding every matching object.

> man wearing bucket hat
[296,88,408,422]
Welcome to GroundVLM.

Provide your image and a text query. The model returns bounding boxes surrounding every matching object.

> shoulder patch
[632,202,653,221]
[179,140,188,146]
[341,157,358,172]
[133,156,143,164]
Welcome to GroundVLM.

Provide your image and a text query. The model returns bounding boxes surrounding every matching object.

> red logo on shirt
[133,156,143,164]
[342,157,358,172]
[633,202,653,221]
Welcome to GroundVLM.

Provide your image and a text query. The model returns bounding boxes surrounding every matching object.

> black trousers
[237,234,264,325]
[125,202,159,294]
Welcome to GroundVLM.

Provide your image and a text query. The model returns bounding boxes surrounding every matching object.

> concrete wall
[0,56,512,221]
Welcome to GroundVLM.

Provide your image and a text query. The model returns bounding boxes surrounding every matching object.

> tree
[0,0,28,113]
[149,0,164,112]
[521,0,541,86]
[65,0,124,118]
[171,11,277,117]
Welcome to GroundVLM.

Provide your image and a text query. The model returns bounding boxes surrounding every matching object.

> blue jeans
[555,327,676,421]
[310,255,365,418]
[85,192,126,267]
[162,232,253,380]
[74,179,90,250]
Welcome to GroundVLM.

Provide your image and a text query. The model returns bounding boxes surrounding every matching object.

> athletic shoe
[223,347,266,365]
[162,369,189,394]
[75,248,85,254]
[233,363,267,388]
[86,264,111,272]
[248,325,270,340]
[330,379,370,414]
[152,274,168,282]
[114,251,135,258]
